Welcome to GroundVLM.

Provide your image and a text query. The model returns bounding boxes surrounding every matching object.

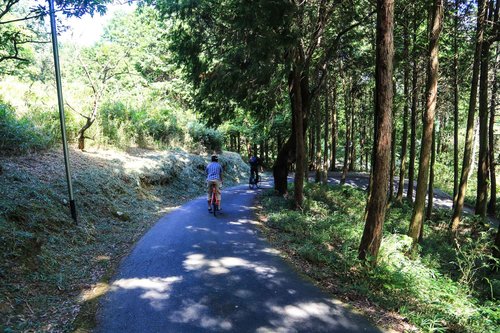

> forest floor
[0,146,249,332]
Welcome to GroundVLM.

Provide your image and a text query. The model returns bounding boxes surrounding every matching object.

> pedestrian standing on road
[206,154,223,211]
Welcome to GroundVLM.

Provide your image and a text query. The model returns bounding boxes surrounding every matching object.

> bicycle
[209,182,221,216]
[249,174,260,189]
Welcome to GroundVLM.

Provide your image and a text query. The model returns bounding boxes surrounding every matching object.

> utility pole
[48,0,77,223]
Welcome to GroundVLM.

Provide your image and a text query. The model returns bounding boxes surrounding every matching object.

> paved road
[95,182,382,333]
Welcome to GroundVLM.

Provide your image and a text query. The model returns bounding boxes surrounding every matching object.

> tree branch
[0,31,29,63]
[310,8,377,100]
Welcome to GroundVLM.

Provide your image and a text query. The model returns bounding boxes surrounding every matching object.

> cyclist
[206,154,223,212]
[249,155,260,185]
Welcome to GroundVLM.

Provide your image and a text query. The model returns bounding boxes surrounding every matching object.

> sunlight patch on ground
[112,276,182,310]
[186,226,211,232]
[183,254,278,277]
[256,301,349,332]
[260,248,281,255]
[169,298,233,330]
[78,282,110,302]
[229,217,260,226]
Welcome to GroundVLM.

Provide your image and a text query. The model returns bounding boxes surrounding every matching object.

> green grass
[259,183,500,333]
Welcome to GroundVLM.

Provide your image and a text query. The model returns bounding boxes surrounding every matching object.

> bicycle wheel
[213,200,217,217]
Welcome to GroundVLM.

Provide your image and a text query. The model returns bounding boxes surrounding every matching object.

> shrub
[0,102,52,155]
[99,102,185,148]
[188,122,223,152]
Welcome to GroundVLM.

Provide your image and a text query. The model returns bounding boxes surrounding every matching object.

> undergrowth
[260,183,500,333]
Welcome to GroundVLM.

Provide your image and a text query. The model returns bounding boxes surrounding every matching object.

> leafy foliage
[0,101,52,155]
[188,122,223,153]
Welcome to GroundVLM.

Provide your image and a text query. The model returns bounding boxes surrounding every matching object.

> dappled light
[112,276,183,310]
[183,254,278,277]
[255,301,353,332]
[79,282,110,302]
[169,298,233,331]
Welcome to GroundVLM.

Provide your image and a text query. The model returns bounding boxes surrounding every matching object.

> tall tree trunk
[323,79,329,184]
[349,97,356,171]
[293,68,305,209]
[450,0,488,233]
[331,79,338,171]
[388,111,396,204]
[408,0,443,245]
[453,0,460,207]
[341,85,351,185]
[407,13,419,203]
[389,80,396,203]
[488,44,498,215]
[469,117,480,180]
[315,98,322,183]
[360,104,366,172]
[426,126,436,222]
[308,114,316,171]
[475,38,491,217]
[358,0,394,263]
[397,22,410,202]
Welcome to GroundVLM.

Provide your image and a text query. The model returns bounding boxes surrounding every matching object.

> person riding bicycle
[249,155,260,185]
[206,154,223,212]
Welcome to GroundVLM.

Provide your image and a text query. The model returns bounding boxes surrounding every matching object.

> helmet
[211,154,218,162]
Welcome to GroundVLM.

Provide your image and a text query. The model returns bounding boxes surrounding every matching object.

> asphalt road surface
[95,181,382,333]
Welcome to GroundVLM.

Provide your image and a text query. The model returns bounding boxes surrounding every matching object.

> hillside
[0,147,249,332]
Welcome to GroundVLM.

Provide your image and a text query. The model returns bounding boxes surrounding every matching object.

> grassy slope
[0,147,249,332]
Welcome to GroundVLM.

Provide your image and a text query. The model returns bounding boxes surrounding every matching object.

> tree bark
[293,68,305,209]
[331,79,338,171]
[475,38,491,217]
[349,96,356,171]
[389,125,396,202]
[358,0,394,263]
[322,78,329,184]
[315,98,322,183]
[453,0,460,207]
[488,44,498,215]
[450,0,488,233]
[397,21,410,203]
[408,0,443,245]
[389,79,396,203]
[341,83,351,185]
[310,114,315,170]
[426,126,436,222]
[407,13,419,203]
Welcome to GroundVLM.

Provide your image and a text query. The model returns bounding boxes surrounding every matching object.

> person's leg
[207,181,213,210]
[216,180,221,209]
